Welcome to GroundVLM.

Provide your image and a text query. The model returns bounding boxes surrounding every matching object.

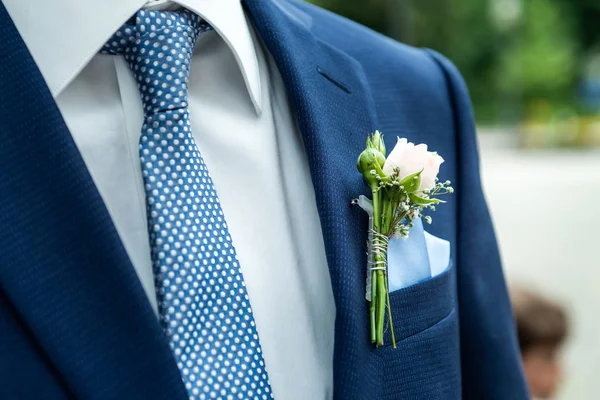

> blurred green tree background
[309,0,600,131]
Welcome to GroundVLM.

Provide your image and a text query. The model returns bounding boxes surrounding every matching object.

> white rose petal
[382,137,444,192]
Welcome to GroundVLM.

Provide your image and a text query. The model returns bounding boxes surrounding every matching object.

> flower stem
[370,184,381,344]
[381,198,390,233]
[385,279,396,348]
[378,192,397,347]
[371,185,394,347]
[370,269,376,343]
[376,271,386,346]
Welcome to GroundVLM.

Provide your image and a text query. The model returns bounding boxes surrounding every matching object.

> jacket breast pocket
[379,252,460,398]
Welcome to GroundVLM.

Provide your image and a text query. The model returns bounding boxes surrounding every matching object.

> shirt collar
[3,0,263,114]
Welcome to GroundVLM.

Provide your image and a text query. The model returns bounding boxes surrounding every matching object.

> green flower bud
[357,147,386,185]
[370,130,386,156]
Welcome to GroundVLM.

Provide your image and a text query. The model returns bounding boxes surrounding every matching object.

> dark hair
[511,287,569,354]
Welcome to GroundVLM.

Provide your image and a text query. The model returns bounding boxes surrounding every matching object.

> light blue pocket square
[424,230,451,277]
[388,218,451,292]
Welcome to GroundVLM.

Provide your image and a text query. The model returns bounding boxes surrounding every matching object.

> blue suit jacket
[0,0,528,399]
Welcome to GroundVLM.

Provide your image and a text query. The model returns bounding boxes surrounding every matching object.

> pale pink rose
[382,137,444,192]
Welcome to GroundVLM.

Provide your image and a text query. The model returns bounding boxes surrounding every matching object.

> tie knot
[101,9,212,115]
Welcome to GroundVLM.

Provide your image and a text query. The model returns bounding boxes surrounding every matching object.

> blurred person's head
[511,287,569,399]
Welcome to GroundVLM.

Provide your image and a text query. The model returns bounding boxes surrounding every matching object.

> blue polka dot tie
[101,10,273,400]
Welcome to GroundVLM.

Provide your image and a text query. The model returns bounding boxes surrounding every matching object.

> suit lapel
[245,1,382,398]
[0,4,187,399]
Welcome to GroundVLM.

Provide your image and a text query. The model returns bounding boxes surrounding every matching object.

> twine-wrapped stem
[370,229,389,346]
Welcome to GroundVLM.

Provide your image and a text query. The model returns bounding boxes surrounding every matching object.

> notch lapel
[0,4,187,399]
[244,1,382,398]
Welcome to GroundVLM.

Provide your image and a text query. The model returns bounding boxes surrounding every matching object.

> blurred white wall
[479,131,600,399]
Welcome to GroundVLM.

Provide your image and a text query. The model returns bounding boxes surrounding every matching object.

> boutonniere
[353,131,453,348]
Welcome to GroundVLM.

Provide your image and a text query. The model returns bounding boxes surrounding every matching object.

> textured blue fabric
[0,0,528,399]
[99,10,273,400]
[427,49,530,400]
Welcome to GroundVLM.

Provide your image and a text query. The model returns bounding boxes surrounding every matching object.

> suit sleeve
[425,49,530,400]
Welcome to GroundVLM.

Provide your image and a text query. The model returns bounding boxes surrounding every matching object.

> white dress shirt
[3,0,336,399]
